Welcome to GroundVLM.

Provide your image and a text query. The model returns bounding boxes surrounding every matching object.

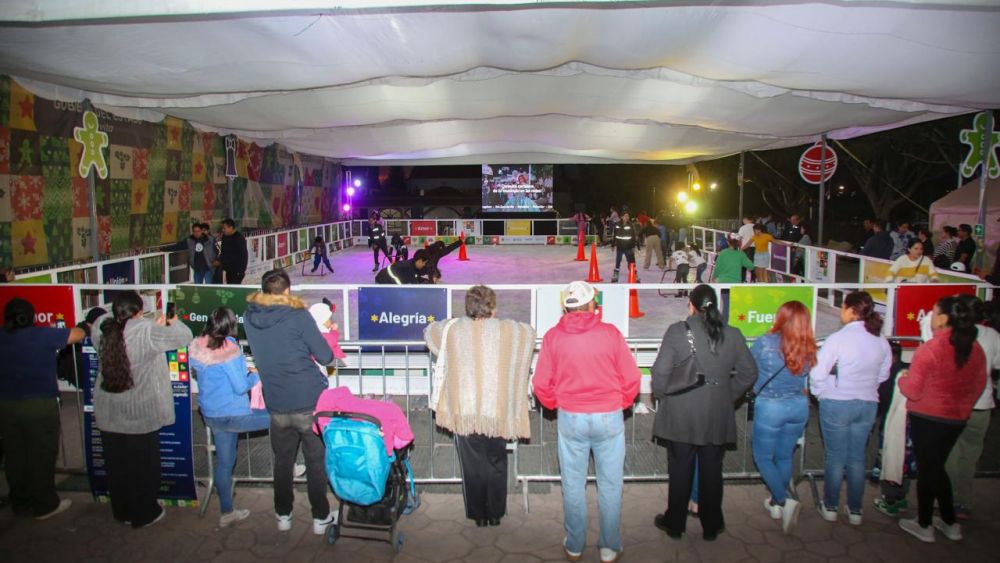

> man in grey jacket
[244,269,335,535]
[186,222,217,284]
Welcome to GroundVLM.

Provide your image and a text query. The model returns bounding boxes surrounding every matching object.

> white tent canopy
[1,1,998,164]
[929,177,998,270]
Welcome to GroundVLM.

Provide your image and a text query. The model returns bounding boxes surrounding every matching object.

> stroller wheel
[325,524,339,545]
[392,530,404,553]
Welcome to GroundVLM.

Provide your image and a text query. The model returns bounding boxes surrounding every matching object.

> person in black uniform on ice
[390,234,409,263]
[611,210,640,283]
[375,249,430,285]
[368,212,391,272]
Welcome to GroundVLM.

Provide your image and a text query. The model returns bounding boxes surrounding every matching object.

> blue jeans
[192,269,214,284]
[819,399,877,512]
[204,410,271,513]
[752,396,809,503]
[558,410,625,554]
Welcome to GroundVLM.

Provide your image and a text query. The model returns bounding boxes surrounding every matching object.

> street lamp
[677,191,688,203]
[684,200,698,214]
[710,182,718,191]
[692,182,701,191]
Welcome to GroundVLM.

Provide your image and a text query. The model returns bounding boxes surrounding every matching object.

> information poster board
[535,285,629,337]
[0,285,76,327]
[894,284,977,346]
[171,285,257,339]
[358,287,447,344]
[83,343,198,506]
[728,285,816,338]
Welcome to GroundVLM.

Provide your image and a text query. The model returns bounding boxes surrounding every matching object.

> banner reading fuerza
[358,286,448,344]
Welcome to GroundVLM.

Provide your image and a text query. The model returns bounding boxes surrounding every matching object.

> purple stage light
[342,203,351,212]
[353,179,362,188]
[346,187,356,197]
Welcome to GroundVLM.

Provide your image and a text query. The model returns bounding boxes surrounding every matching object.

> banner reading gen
[728,285,816,338]
[359,287,448,344]
[170,285,257,339]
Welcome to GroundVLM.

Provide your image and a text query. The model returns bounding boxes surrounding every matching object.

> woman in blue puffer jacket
[189,307,268,529]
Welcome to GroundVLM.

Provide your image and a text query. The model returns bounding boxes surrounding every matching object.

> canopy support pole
[818,135,828,246]
[975,111,994,272]
[82,99,100,262]
[738,151,745,221]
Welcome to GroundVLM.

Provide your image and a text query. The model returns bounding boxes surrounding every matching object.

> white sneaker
[313,512,336,535]
[781,498,801,534]
[35,498,72,520]
[932,516,963,541]
[276,514,292,532]
[219,508,250,528]
[143,507,167,528]
[294,464,307,477]
[763,498,782,520]
[899,518,935,543]
[817,501,838,522]
[600,546,622,562]
[843,507,862,526]
[563,538,582,561]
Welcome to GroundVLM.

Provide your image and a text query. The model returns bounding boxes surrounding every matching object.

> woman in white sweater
[886,240,938,283]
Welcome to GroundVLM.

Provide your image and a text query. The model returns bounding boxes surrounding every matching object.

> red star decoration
[194,161,204,175]
[170,128,180,142]
[134,189,145,206]
[165,222,174,235]
[21,230,36,254]
[18,97,33,120]
[738,314,747,322]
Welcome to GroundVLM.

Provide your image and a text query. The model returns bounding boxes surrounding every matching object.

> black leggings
[909,414,965,527]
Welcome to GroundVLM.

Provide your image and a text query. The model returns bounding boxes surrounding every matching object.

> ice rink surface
[282,243,842,341]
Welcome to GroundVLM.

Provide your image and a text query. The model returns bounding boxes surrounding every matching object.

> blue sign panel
[358,287,448,345]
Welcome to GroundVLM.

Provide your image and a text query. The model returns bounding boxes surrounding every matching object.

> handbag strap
[753,363,786,395]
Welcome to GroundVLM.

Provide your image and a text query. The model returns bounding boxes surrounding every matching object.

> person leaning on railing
[885,240,938,283]
[809,291,891,526]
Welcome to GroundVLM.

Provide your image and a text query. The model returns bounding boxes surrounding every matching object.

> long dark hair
[689,284,724,352]
[202,307,238,350]
[99,291,143,393]
[938,295,978,368]
[843,291,882,336]
[3,298,34,332]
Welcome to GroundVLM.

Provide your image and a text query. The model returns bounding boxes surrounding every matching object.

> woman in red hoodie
[897,295,986,543]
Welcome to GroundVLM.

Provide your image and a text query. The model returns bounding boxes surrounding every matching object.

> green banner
[728,285,816,338]
[170,285,257,339]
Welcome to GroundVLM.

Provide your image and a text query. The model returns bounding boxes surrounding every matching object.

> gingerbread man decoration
[74,110,109,179]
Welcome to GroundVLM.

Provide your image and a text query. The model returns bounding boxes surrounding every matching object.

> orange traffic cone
[575,235,586,261]
[586,242,603,282]
[628,263,645,318]
[458,232,469,261]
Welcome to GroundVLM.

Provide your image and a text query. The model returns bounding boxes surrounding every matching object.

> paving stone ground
[1,477,998,562]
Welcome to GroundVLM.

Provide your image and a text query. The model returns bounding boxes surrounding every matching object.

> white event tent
[0,1,998,165]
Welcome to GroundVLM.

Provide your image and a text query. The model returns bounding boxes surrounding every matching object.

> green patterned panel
[43,216,72,263]
[148,144,167,183]
[39,135,70,165]
[42,164,71,218]
[0,222,10,268]
[109,179,131,218]
[110,213,129,253]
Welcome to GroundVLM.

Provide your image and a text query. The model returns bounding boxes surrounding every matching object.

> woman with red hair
[750,301,817,534]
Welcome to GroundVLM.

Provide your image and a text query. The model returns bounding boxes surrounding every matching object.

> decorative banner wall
[0,75,339,270]
[894,284,977,346]
[0,284,76,326]
[728,285,816,338]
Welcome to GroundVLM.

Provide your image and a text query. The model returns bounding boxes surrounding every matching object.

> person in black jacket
[367,213,391,272]
[375,249,429,285]
[215,218,248,285]
[611,210,640,283]
[56,307,107,387]
[650,284,757,541]
[243,269,335,534]
[861,221,894,260]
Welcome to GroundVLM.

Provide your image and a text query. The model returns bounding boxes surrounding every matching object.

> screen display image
[481,164,553,212]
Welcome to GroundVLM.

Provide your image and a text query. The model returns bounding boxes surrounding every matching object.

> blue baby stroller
[314,410,419,553]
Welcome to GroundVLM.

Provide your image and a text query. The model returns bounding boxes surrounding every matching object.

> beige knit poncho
[424,317,536,439]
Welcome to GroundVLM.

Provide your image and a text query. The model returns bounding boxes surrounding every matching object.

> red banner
[410,221,437,236]
[895,284,976,345]
[0,285,77,327]
[277,232,288,257]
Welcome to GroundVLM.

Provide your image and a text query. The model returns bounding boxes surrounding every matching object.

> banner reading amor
[728,285,816,338]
